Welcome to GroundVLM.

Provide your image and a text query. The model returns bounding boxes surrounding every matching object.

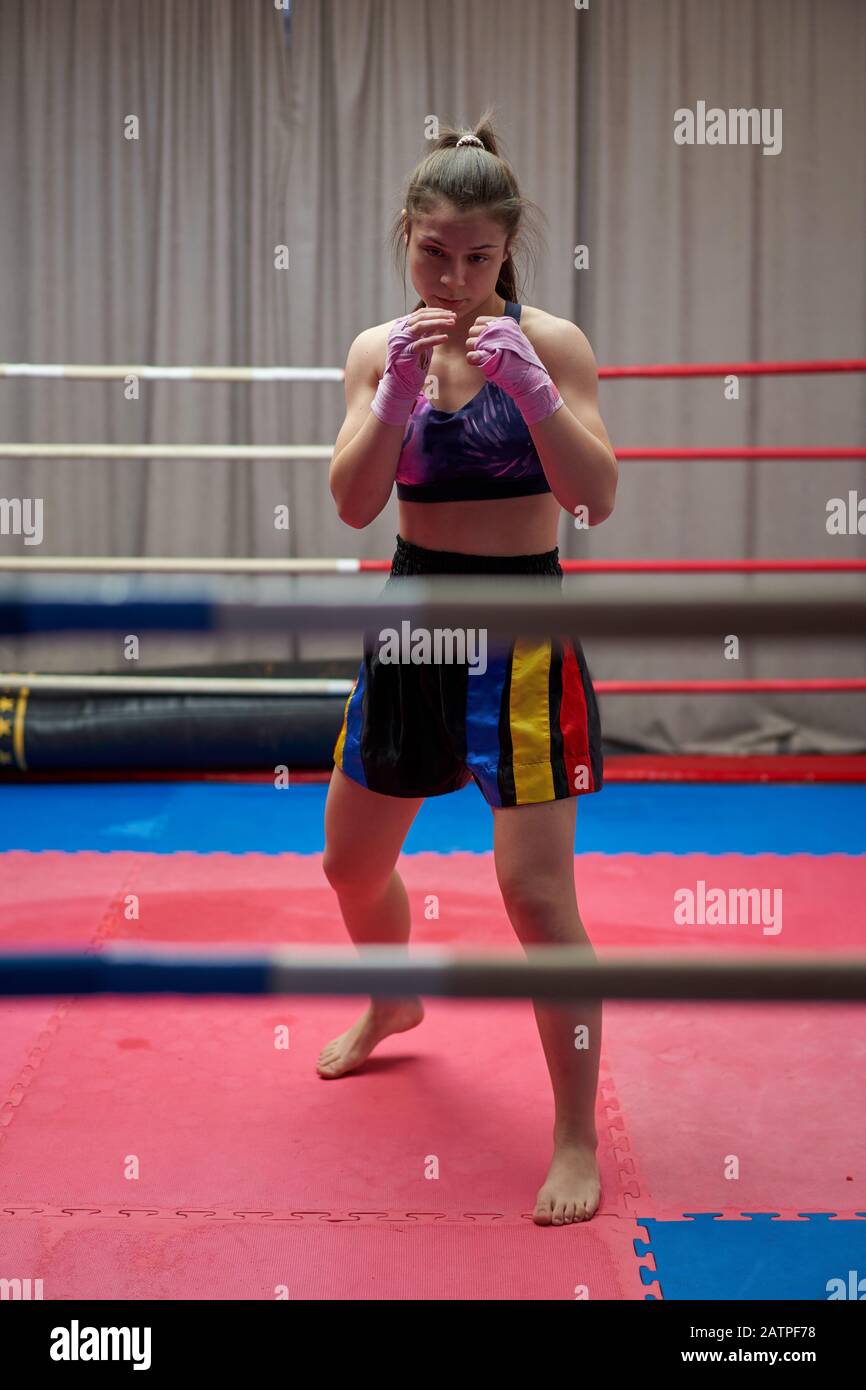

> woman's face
[403,203,511,318]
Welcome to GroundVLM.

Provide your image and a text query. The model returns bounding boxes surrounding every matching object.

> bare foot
[316,999,425,1078]
[533,1137,601,1225]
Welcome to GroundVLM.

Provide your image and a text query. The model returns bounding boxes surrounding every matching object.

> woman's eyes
[423,248,488,263]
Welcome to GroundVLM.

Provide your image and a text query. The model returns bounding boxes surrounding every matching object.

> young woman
[323,113,617,1227]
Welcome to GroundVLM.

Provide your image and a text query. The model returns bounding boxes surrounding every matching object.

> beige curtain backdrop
[0,0,863,753]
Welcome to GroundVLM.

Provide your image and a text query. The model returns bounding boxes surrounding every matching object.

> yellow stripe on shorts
[333,681,357,768]
[508,639,554,804]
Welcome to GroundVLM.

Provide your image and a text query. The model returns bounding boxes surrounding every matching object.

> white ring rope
[0,364,343,382]
[0,444,331,459]
[0,673,353,696]
[0,558,362,574]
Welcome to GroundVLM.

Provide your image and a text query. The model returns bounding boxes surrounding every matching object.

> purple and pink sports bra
[394,300,552,504]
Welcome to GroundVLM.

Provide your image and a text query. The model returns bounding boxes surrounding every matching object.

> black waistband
[389,534,562,578]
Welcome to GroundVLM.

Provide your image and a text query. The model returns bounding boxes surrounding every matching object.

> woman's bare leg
[493,796,602,1225]
[318,765,425,1077]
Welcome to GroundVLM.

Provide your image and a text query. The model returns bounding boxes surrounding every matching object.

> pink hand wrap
[370,315,431,426]
[472,316,564,425]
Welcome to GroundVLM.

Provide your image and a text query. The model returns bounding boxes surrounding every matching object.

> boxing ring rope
[1,443,863,461]
[0,557,864,576]
[598,358,866,379]
[1,944,865,1001]
[0,443,332,460]
[1,674,865,698]
[2,574,863,694]
[1,576,864,638]
[2,355,864,381]
[0,364,344,382]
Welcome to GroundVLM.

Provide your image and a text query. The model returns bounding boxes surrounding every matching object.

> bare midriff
[398,491,561,556]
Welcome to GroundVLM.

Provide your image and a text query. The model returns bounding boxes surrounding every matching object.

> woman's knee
[323,769,418,895]
[498,874,587,942]
[322,846,391,898]
[496,859,566,914]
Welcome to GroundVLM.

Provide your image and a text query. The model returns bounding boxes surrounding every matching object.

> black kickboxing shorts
[333,535,604,808]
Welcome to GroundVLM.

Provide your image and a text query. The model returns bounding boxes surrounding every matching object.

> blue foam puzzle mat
[0,781,864,854]
[635,1213,866,1300]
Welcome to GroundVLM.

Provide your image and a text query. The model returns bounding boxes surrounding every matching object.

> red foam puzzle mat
[1,850,864,1298]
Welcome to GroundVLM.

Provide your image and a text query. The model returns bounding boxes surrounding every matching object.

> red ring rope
[358,558,866,574]
[597,679,866,695]
[599,358,866,379]
[613,447,865,460]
